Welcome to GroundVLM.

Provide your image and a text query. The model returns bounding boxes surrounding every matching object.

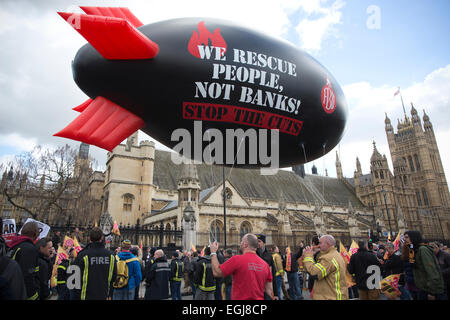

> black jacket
[72,242,117,300]
[0,255,27,300]
[194,256,216,292]
[37,253,52,300]
[347,248,382,290]
[436,250,450,285]
[257,247,278,298]
[143,256,155,282]
[145,256,170,300]
[56,258,71,291]
[8,237,40,300]
[170,258,184,281]
[51,234,61,249]
[383,252,405,285]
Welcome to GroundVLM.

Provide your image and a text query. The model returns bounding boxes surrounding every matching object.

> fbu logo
[321,78,336,114]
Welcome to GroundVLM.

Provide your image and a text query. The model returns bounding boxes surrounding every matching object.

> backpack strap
[125,257,139,263]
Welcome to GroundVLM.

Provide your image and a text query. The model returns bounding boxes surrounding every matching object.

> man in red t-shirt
[210,233,273,300]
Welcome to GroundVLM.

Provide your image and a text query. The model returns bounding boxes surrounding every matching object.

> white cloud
[0,133,37,152]
[293,0,346,53]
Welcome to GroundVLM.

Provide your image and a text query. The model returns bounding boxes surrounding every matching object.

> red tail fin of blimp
[79,6,144,28]
[54,96,145,152]
[72,98,93,112]
[57,11,158,60]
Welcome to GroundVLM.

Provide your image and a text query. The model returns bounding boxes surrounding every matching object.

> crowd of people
[1,217,449,301]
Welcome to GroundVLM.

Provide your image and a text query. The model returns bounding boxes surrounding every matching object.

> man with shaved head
[210,233,273,300]
[302,234,348,300]
[144,249,171,300]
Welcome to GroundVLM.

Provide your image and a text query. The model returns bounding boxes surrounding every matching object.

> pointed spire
[410,102,417,115]
[335,151,343,179]
[423,109,430,122]
[384,112,391,125]
[356,157,362,173]
[370,141,383,162]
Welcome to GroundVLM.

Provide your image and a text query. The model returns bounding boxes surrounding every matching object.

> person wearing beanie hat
[122,240,132,249]
[256,234,266,243]
[113,240,142,300]
[255,233,279,300]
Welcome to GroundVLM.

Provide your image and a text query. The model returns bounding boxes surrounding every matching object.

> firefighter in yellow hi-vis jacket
[302,235,349,300]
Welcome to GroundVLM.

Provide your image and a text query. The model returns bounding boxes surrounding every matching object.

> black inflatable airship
[55,6,348,168]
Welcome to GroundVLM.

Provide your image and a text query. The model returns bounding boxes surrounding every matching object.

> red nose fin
[54,96,145,152]
[57,12,158,60]
[72,98,93,112]
[80,6,143,28]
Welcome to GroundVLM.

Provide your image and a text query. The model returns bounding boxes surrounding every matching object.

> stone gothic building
[340,105,450,240]
[94,131,380,249]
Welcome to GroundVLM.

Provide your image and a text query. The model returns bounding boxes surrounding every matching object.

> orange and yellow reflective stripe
[81,256,89,300]
[331,258,342,300]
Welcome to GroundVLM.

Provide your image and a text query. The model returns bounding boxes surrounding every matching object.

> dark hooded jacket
[0,236,27,300]
[7,235,40,300]
[413,244,444,294]
[347,247,382,290]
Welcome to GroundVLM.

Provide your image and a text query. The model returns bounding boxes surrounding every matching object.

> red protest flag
[339,242,351,264]
[349,240,358,256]
[393,232,401,251]
[286,246,292,272]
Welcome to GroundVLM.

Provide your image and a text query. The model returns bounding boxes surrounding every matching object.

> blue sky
[284,0,450,87]
[0,0,449,181]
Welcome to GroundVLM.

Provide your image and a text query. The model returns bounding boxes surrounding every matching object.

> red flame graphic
[188,21,227,58]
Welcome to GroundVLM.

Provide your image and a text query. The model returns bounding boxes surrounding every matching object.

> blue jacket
[117,251,142,290]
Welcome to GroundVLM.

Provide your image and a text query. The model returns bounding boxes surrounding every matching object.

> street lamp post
[381,187,393,239]
[223,166,227,250]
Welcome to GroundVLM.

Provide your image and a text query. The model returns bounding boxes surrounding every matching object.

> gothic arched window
[209,220,223,243]
[104,192,109,212]
[408,156,415,172]
[123,193,134,211]
[414,154,421,171]
[415,190,422,206]
[239,221,252,240]
[422,188,429,206]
